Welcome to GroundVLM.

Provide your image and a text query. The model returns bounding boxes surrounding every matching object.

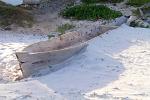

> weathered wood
[16,42,88,77]
[16,25,118,78]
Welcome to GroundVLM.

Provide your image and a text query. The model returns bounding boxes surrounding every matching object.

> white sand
[0,31,48,82]
[0,25,150,99]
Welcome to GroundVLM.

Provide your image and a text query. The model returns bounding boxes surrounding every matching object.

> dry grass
[0,1,34,27]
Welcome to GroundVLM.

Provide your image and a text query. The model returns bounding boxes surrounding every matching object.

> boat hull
[16,25,118,77]
[16,42,88,77]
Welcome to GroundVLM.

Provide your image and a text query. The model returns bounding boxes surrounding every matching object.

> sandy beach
[0,25,150,99]
[0,0,150,99]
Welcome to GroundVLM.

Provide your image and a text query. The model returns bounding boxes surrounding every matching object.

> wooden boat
[16,25,118,77]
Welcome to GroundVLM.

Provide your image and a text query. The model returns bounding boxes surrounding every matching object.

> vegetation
[0,1,33,27]
[81,0,124,3]
[141,6,150,18]
[57,23,75,34]
[48,23,75,39]
[132,9,141,17]
[127,0,150,6]
[132,6,150,18]
[61,4,122,20]
[0,1,6,5]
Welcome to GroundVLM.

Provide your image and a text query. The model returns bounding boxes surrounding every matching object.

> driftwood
[16,25,118,78]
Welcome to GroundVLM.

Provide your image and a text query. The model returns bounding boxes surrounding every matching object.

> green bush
[61,4,122,20]
[0,1,33,27]
[81,0,123,3]
[127,0,150,6]
[57,23,75,34]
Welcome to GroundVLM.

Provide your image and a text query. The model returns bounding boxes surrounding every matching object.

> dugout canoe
[16,25,118,77]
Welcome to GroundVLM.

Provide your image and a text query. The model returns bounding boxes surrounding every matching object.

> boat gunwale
[16,25,119,55]
[16,40,89,55]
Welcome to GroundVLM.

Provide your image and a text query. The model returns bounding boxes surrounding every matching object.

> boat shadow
[35,39,125,99]
[32,25,150,99]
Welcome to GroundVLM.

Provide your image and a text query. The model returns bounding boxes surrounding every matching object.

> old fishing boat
[16,25,118,77]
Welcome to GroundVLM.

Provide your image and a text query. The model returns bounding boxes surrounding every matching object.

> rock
[127,16,138,25]
[138,8,145,19]
[130,19,150,28]
[4,26,12,31]
[109,16,129,26]
[146,18,150,24]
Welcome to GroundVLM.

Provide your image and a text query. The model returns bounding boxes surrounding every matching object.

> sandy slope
[0,25,150,100]
[0,80,65,100]
[0,31,48,82]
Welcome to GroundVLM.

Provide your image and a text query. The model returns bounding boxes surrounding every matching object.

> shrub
[127,0,150,6]
[57,23,75,34]
[61,4,122,20]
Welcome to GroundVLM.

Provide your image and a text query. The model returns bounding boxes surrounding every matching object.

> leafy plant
[61,4,122,20]
[127,0,150,7]
[57,23,75,34]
